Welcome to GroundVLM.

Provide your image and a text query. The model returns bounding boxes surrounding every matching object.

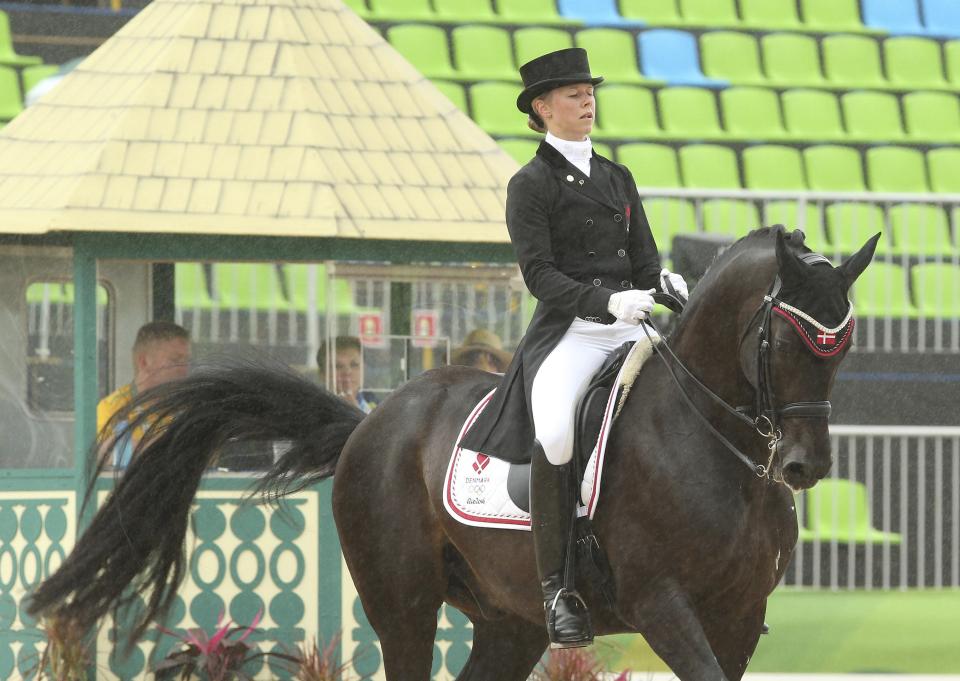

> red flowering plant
[152,609,269,681]
[530,646,631,681]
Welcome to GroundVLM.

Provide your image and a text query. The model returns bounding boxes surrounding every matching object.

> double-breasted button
[585,218,593,226]
[617,248,626,257]
[614,213,623,222]
[588,251,596,258]
[621,280,631,288]
[593,278,602,286]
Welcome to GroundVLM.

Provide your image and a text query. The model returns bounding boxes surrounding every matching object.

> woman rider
[458,48,688,649]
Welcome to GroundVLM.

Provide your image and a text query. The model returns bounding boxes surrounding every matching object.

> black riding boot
[530,442,593,648]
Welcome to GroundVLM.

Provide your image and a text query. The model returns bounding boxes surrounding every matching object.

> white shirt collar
[545,131,593,164]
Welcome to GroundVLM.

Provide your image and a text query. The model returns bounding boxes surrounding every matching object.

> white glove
[660,268,689,302]
[607,289,655,325]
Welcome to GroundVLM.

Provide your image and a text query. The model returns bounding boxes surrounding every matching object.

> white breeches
[531,318,657,465]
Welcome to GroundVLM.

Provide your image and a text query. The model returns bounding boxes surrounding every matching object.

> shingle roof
[0,0,516,241]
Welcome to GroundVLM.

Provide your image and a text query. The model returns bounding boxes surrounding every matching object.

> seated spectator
[451,329,512,374]
[97,321,191,468]
[317,335,378,414]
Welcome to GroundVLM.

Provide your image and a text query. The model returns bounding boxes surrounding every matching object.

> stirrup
[546,588,593,649]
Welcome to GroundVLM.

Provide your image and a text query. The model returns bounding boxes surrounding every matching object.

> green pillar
[389,282,411,336]
[72,239,98,528]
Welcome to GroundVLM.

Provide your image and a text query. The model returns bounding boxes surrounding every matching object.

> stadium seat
[884,37,951,90]
[822,35,887,89]
[514,28,574,67]
[800,479,902,544]
[825,203,890,255]
[434,0,498,22]
[341,0,369,17]
[701,199,760,238]
[659,87,723,139]
[803,145,866,192]
[0,11,41,67]
[721,87,789,140]
[367,0,434,21]
[679,144,740,188]
[903,91,960,143]
[889,204,954,256]
[496,0,581,26]
[431,80,468,112]
[739,0,803,30]
[593,141,614,158]
[0,66,22,121]
[619,0,682,25]
[387,25,458,81]
[921,0,960,38]
[175,263,215,309]
[677,0,740,27]
[452,26,516,81]
[285,264,359,314]
[861,0,925,35]
[799,0,869,33]
[927,147,960,192]
[617,143,681,187]
[644,199,698,246]
[21,64,58,97]
[558,0,638,26]
[743,145,806,190]
[576,28,649,84]
[866,146,929,193]
[762,200,827,250]
[700,32,765,85]
[841,91,906,142]
[470,82,536,137]
[852,262,918,317]
[594,86,661,139]
[638,30,728,87]
[782,89,845,141]
[761,33,826,88]
[912,263,960,317]
[214,263,288,311]
[497,138,538,164]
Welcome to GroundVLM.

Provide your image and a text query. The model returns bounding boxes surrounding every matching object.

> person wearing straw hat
[451,328,513,373]
[458,47,688,648]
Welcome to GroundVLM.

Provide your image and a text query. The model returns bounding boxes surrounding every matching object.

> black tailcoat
[459,141,663,463]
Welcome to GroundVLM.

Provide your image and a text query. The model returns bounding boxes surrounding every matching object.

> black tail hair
[27,357,363,642]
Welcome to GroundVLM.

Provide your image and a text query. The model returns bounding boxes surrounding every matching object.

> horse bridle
[646,252,851,480]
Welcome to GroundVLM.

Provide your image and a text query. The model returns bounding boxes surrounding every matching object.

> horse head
[736,228,879,490]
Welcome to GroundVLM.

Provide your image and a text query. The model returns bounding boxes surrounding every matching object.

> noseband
[647,252,854,480]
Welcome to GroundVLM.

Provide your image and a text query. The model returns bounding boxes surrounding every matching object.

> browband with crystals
[772,301,855,357]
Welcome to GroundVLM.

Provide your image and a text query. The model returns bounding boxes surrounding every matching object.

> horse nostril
[782,461,813,488]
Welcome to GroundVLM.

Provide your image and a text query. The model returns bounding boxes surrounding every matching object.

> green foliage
[152,610,267,681]
[35,617,93,681]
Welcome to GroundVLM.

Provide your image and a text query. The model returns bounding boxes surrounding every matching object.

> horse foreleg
[455,615,548,681]
[699,601,767,681]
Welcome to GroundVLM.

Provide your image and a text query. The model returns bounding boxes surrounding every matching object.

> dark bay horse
[29,227,878,681]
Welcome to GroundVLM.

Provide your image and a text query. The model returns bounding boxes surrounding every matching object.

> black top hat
[516,47,604,115]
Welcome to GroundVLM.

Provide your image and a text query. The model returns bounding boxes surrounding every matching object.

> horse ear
[838,232,881,287]
[775,228,807,284]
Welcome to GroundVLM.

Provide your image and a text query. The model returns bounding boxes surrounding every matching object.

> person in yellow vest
[97,321,191,468]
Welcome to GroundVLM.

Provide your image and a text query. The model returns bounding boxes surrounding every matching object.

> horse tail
[27,358,363,642]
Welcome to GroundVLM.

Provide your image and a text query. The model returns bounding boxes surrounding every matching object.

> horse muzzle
[777,429,833,491]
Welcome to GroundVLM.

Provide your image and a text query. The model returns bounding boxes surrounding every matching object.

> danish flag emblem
[472,454,490,474]
[817,331,836,346]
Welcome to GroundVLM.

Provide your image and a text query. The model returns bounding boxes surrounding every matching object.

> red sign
[358,312,385,348]
[412,309,439,348]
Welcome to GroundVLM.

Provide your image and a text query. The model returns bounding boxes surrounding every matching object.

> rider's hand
[659,268,689,302]
[607,289,656,325]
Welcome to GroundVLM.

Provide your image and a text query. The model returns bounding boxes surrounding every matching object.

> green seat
[367,0,435,21]
[214,263,288,311]
[700,32,765,85]
[21,64,58,96]
[743,145,806,190]
[677,0,740,27]
[435,0,498,22]
[679,144,741,188]
[721,87,788,140]
[594,86,661,139]
[497,138,538,164]
[927,148,960,193]
[175,263,215,310]
[513,27,574,67]
[341,0,370,17]
[799,0,870,33]
[903,91,960,144]
[0,65,22,121]
[866,146,929,193]
[659,87,723,139]
[61,283,110,306]
[841,91,905,142]
[284,264,358,313]
[761,33,826,88]
[388,25,457,80]
[452,26,515,81]
[762,200,826,250]
[822,35,887,89]
[825,203,890,255]
[851,262,917,318]
[799,479,902,544]
[782,89,844,141]
[889,204,954,256]
[644,199,698,247]
[617,143,681,187]
[701,199,760,238]
[0,11,41,67]
[575,28,649,84]
[495,0,581,25]
[912,263,960,318]
[431,80,468,112]
[946,41,960,88]
[885,37,950,90]
[593,141,613,158]
[619,0,682,24]
[471,82,536,137]
[25,282,68,305]
[740,0,803,30]
[804,145,866,191]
